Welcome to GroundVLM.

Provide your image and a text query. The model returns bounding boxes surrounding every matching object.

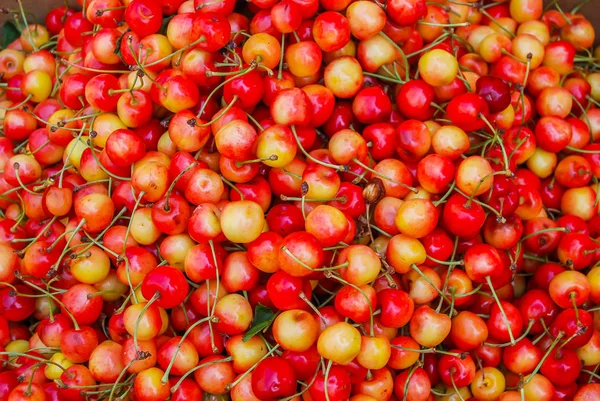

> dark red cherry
[475,76,511,114]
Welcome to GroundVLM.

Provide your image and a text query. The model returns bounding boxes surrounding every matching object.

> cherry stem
[450,372,467,401]
[133,292,160,350]
[277,33,285,80]
[582,369,600,383]
[44,218,86,279]
[558,326,585,351]
[236,154,278,167]
[485,276,515,346]
[145,36,206,68]
[402,364,419,401]
[426,254,463,266]
[11,164,39,196]
[410,264,454,308]
[453,283,483,299]
[83,231,119,258]
[565,145,600,154]
[281,366,320,400]
[221,175,245,200]
[16,0,37,51]
[18,276,80,330]
[72,207,127,256]
[279,194,346,203]
[517,332,564,389]
[244,111,264,131]
[290,125,347,172]
[59,58,130,75]
[299,292,327,324]
[280,168,302,181]
[454,187,505,222]
[207,239,221,353]
[197,66,256,118]
[126,40,166,94]
[122,191,146,303]
[479,114,512,171]
[405,32,450,59]
[108,359,137,401]
[352,158,418,194]
[170,356,234,394]
[370,223,392,238]
[506,134,529,167]
[12,138,30,154]
[58,124,88,187]
[199,96,238,127]
[363,71,404,85]
[324,271,375,337]
[0,351,69,373]
[16,216,57,255]
[433,181,456,207]
[519,226,568,244]
[280,246,318,272]
[164,162,198,210]
[225,344,280,391]
[484,319,534,347]
[88,131,131,181]
[389,346,465,357]
[160,316,215,383]
[479,9,516,37]
[549,0,573,24]
[466,170,511,208]
[378,31,409,82]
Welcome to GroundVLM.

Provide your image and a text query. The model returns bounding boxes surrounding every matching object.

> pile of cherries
[1,0,600,400]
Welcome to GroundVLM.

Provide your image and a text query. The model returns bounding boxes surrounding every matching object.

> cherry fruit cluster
[0,0,600,400]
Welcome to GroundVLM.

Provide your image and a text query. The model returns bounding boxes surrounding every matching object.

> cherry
[84,73,121,112]
[540,347,581,387]
[171,378,204,401]
[438,351,476,388]
[549,308,593,350]
[60,284,104,326]
[387,0,426,25]
[378,289,414,329]
[518,289,557,335]
[447,92,490,132]
[557,233,596,270]
[335,284,377,324]
[312,11,350,53]
[396,79,435,121]
[63,12,94,48]
[535,116,573,153]
[141,265,189,309]
[58,364,96,401]
[125,0,163,37]
[394,367,431,401]
[251,357,297,400]
[309,365,352,401]
[0,285,35,322]
[267,270,312,311]
[282,346,321,381]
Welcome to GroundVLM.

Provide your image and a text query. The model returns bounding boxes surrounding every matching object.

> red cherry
[447,92,489,132]
[251,357,297,400]
[308,365,352,401]
[141,265,190,309]
[125,0,163,37]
